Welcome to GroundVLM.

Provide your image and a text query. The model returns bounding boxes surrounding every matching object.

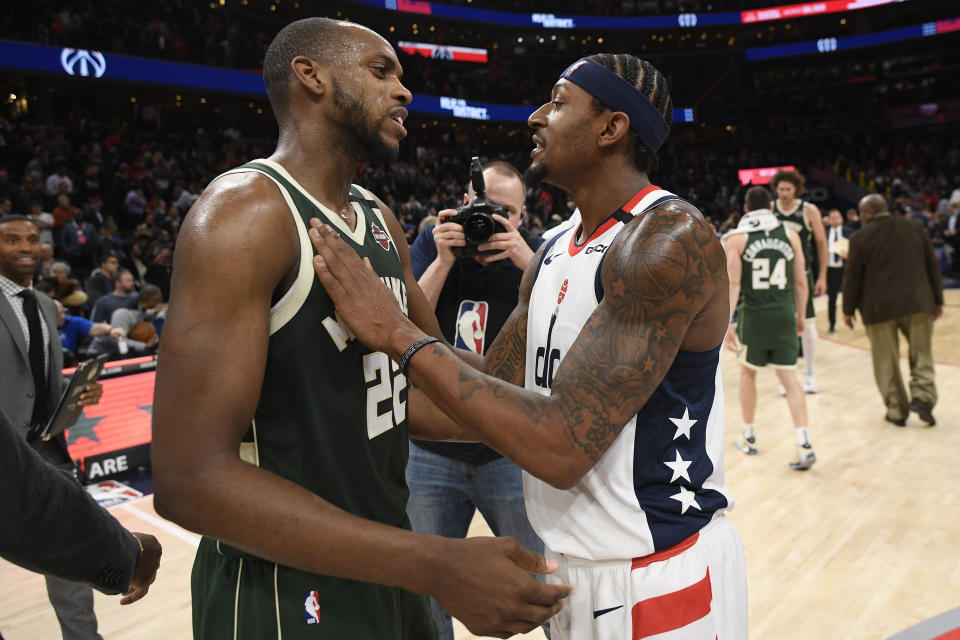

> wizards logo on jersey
[304,590,321,625]
[454,300,488,355]
[370,222,391,251]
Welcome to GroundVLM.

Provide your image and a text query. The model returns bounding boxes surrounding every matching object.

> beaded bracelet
[399,337,440,376]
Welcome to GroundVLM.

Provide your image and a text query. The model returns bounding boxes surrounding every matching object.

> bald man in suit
[842,195,944,427]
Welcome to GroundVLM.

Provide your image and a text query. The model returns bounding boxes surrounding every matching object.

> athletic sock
[802,322,817,378]
[796,426,810,446]
[743,423,755,440]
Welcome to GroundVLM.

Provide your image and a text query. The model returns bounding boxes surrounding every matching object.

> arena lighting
[0,39,696,123]
[397,40,488,63]
[738,165,797,185]
[746,17,959,60]
[359,0,906,29]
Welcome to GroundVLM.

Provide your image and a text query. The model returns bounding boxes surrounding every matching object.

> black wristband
[398,336,440,376]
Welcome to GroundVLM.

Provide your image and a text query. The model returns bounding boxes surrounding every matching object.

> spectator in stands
[90,269,138,323]
[0,167,18,203]
[55,299,126,364]
[58,210,99,277]
[35,243,55,277]
[145,245,173,300]
[84,194,107,229]
[89,284,162,357]
[171,183,195,213]
[84,252,120,309]
[27,201,55,246]
[51,192,76,231]
[120,239,149,287]
[44,164,73,199]
[123,183,147,227]
[45,261,88,313]
[0,197,12,216]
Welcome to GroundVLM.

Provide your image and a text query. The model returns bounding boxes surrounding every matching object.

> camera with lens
[446,157,507,258]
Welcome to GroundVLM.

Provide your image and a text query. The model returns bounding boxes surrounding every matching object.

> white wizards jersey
[523,185,733,561]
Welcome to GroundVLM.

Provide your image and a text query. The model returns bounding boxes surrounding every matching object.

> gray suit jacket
[0,289,69,462]
[0,406,139,594]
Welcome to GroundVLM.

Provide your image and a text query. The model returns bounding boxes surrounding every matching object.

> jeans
[406,442,549,639]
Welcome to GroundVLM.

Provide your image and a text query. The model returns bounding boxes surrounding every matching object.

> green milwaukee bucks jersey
[226,159,411,529]
[772,198,812,269]
[740,224,796,313]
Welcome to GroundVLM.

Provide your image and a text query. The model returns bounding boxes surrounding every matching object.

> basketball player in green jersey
[151,18,569,640]
[724,186,816,470]
[771,169,826,394]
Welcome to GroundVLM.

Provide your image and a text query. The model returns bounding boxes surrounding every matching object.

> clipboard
[38,353,110,442]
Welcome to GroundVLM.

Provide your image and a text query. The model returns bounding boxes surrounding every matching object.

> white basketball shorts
[546,515,747,640]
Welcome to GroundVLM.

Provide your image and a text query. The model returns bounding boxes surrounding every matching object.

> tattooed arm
[310,206,728,488]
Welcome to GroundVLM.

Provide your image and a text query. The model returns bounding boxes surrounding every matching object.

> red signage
[742,0,904,23]
[738,165,797,185]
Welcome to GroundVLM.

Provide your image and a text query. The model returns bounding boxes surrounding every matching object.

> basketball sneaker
[735,432,758,455]
[802,376,820,394]
[789,443,817,470]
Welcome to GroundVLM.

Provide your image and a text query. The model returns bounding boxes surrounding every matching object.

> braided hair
[586,54,672,174]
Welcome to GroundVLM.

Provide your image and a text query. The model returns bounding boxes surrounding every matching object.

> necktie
[17,289,48,425]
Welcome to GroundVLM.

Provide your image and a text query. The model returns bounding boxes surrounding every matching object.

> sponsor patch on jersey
[557,279,569,305]
[370,222,391,251]
[304,590,321,625]
[454,300,488,355]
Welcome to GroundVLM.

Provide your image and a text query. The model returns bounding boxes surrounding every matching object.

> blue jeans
[406,442,549,640]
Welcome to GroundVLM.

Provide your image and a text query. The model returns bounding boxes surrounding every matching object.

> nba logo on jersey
[304,590,321,625]
[454,300,488,354]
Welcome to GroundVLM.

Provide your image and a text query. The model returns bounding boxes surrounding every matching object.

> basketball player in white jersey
[310,53,748,639]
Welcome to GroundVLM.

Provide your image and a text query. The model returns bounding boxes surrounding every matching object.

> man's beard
[332,79,398,163]
[523,161,550,189]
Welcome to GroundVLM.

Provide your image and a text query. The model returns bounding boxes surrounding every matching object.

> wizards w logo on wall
[454,300,488,355]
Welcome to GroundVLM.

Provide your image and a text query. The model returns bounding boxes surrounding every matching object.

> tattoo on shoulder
[550,206,726,463]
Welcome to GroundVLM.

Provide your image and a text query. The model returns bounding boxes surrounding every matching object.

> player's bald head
[262,18,385,117]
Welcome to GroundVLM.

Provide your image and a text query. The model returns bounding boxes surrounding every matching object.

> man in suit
[824,208,853,333]
[0,214,109,640]
[944,200,960,276]
[0,406,162,606]
[842,195,944,427]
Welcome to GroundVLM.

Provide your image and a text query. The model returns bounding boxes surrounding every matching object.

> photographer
[406,159,547,639]
[412,160,538,309]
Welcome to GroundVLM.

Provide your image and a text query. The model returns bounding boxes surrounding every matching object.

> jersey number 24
[752,257,787,290]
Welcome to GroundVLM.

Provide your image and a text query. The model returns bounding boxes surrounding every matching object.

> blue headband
[560,58,670,153]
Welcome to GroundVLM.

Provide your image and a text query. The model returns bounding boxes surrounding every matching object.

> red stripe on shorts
[631,532,699,570]
[631,568,712,640]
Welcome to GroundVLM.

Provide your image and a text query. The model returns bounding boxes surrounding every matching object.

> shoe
[735,433,758,455]
[789,443,816,470]
[802,376,820,394]
[884,415,906,427]
[909,399,936,426]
